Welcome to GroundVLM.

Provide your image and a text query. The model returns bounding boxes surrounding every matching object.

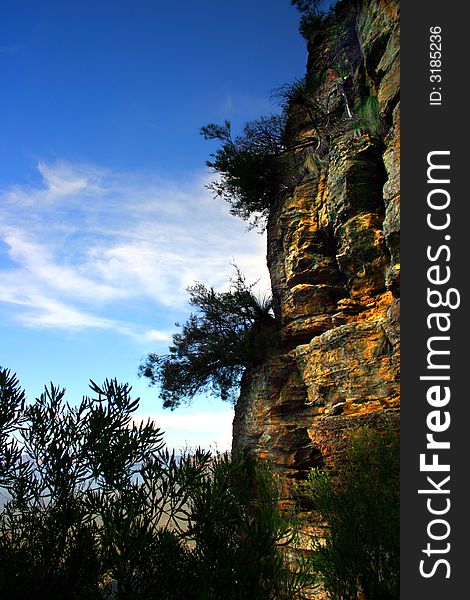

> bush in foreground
[0,367,309,600]
[300,424,400,600]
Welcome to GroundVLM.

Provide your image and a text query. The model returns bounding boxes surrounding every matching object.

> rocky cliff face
[233,0,400,504]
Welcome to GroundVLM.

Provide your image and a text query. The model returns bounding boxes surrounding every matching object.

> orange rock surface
[233,0,400,502]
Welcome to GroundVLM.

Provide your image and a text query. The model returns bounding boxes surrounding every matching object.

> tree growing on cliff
[139,269,278,409]
[201,116,288,228]
[291,0,337,39]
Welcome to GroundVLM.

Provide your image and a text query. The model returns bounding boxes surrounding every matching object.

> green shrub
[300,424,400,600]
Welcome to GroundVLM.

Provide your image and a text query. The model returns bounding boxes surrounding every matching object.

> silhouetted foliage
[0,372,204,599]
[201,116,288,228]
[140,268,279,409]
[0,369,26,489]
[300,424,400,600]
[186,453,313,599]
[0,367,312,599]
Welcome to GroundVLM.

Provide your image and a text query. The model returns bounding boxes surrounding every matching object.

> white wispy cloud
[38,162,93,197]
[0,161,269,341]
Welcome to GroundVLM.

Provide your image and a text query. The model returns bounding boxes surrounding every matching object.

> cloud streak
[0,161,268,343]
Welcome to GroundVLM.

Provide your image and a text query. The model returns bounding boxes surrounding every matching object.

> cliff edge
[233,0,400,504]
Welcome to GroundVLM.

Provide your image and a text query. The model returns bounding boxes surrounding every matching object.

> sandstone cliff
[233,0,400,504]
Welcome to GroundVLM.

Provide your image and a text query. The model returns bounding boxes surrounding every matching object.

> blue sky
[0,1,306,451]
